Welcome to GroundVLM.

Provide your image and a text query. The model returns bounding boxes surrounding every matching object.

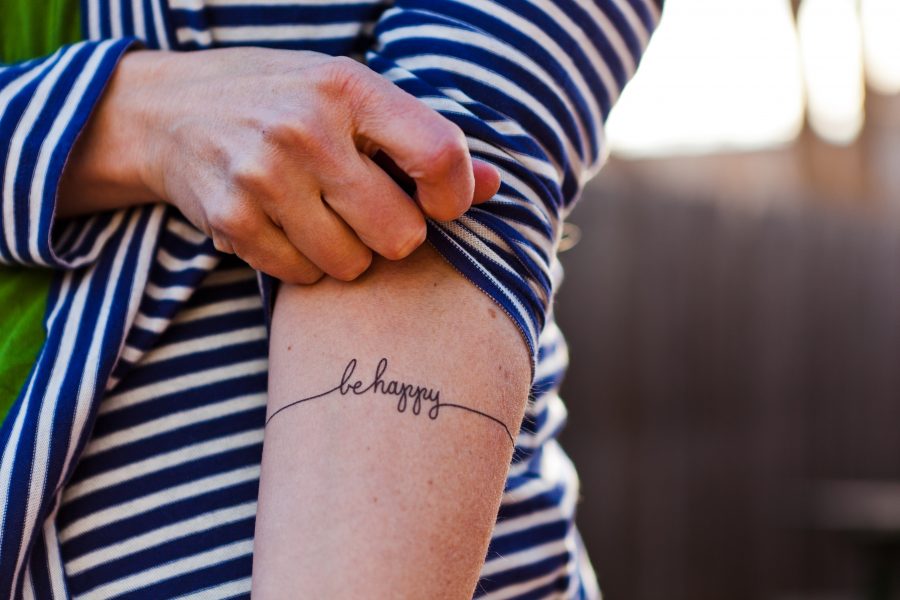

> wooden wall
[555,92,900,600]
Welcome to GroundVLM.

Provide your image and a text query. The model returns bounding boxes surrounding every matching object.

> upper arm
[252,242,532,598]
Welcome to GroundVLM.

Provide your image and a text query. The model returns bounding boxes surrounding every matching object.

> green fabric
[0,269,53,422]
[0,1,79,422]
[1,0,81,63]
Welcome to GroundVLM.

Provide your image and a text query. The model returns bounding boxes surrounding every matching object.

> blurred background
[555,1,900,598]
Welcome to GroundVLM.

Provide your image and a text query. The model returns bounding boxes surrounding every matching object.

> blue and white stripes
[0,204,165,599]
[0,0,662,597]
[367,0,661,376]
[0,38,137,268]
[166,0,385,53]
[85,0,172,49]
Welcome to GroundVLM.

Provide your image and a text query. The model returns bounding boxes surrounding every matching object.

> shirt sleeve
[0,37,139,270]
[362,0,663,380]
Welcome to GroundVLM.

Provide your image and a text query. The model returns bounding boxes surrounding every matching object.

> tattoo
[265,357,515,445]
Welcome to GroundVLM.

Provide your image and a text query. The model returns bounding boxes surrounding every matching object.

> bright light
[860,0,900,94]
[797,0,865,145]
[606,0,805,158]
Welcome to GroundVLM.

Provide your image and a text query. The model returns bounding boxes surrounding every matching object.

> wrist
[58,48,175,217]
[117,48,182,206]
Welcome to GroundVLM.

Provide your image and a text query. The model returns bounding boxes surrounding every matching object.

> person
[0,0,663,597]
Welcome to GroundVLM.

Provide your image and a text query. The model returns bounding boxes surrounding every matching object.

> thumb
[472,159,501,204]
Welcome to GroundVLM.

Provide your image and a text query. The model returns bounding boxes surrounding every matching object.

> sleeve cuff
[0,37,141,269]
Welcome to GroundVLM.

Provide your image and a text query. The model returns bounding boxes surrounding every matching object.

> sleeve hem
[47,37,145,269]
[0,37,143,269]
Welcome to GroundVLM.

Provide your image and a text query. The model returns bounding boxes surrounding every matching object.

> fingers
[472,159,501,204]
[371,150,501,207]
[370,150,415,197]
[221,214,324,285]
[201,56,505,286]
[277,192,374,281]
[341,67,475,222]
[319,152,428,262]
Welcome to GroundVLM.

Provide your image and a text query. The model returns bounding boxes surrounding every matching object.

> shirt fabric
[0,0,662,597]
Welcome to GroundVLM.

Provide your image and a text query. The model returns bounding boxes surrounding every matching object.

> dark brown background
[556,92,900,600]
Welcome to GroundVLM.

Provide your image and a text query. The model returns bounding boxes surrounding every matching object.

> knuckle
[210,232,234,254]
[428,197,468,222]
[258,118,295,148]
[383,225,427,260]
[208,203,259,240]
[230,156,275,193]
[295,264,325,285]
[420,127,472,222]
[329,248,373,281]
[261,112,323,153]
[315,56,367,99]
[425,127,468,175]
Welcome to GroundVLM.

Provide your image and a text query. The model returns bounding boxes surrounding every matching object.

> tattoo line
[265,357,515,445]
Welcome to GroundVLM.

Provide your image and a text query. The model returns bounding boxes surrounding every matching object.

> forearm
[252,242,532,598]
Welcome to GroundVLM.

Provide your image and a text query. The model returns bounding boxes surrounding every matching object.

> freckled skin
[254,243,531,599]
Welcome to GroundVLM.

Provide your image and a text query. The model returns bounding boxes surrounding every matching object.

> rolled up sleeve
[364,0,663,379]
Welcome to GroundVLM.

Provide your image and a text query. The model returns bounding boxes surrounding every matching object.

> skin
[57,46,531,597]
[256,244,530,598]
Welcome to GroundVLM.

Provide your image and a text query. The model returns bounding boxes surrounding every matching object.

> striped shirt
[0,0,662,597]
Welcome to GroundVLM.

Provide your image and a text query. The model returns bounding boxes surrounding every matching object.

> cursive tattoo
[265,357,515,445]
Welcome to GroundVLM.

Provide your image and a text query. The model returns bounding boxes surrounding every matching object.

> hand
[58,47,501,283]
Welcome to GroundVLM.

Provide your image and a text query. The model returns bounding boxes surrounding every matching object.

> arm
[54,47,500,284]
[253,242,531,598]
[252,0,663,595]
